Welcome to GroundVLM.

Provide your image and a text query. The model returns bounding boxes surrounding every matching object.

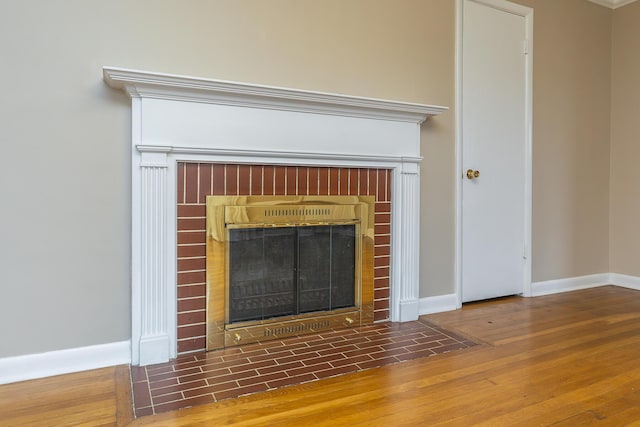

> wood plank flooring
[3,285,640,426]
[0,364,133,426]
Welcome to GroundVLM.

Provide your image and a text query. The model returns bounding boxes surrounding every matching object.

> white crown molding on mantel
[587,0,638,9]
[103,67,447,124]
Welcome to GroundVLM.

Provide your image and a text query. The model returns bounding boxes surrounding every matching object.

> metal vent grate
[264,208,332,217]
[263,320,331,337]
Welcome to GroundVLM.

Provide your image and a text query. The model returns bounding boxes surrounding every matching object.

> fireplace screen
[228,224,356,323]
[206,195,375,349]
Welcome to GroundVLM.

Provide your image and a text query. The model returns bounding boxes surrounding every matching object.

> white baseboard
[419,273,640,315]
[609,273,640,291]
[530,273,610,297]
[419,293,458,315]
[0,341,131,385]
[398,299,421,322]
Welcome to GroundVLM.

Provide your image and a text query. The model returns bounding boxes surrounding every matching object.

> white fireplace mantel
[103,66,447,366]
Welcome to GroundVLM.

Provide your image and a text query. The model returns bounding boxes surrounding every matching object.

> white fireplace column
[104,67,447,365]
[137,149,172,365]
[394,160,422,322]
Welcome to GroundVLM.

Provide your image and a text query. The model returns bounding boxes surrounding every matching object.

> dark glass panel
[228,227,296,323]
[297,226,331,313]
[330,224,356,309]
[297,224,356,313]
[228,224,356,323]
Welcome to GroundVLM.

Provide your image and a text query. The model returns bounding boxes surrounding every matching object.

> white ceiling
[587,0,638,9]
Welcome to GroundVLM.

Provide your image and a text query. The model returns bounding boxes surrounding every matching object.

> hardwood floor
[3,285,640,426]
[0,364,133,426]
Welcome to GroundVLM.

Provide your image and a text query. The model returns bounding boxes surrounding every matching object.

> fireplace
[103,66,447,365]
[206,196,375,349]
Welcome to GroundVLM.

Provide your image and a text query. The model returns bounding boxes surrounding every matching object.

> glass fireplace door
[228,224,356,324]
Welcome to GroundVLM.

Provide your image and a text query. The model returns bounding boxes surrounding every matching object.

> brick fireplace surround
[103,67,447,366]
[176,163,392,354]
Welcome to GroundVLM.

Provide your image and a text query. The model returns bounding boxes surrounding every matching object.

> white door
[461,0,531,303]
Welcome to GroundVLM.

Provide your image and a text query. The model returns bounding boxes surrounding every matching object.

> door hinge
[523,39,529,55]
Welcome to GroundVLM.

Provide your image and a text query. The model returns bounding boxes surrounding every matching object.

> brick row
[177,163,392,201]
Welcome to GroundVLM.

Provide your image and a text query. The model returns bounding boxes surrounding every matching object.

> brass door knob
[466,169,480,180]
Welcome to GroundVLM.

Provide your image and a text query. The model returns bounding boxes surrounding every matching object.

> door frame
[455,0,534,307]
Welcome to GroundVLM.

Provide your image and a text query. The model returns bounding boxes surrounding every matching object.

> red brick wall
[176,163,392,354]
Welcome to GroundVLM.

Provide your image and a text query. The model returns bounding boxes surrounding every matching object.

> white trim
[140,145,424,165]
[0,341,130,385]
[530,274,610,297]
[419,294,458,315]
[394,160,422,322]
[471,0,533,15]
[455,0,534,306]
[103,67,447,124]
[418,273,638,315]
[523,4,534,299]
[587,0,638,9]
[454,0,464,310]
[609,273,640,291]
[130,98,142,366]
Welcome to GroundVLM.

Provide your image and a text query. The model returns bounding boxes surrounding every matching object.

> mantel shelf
[103,66,447,124]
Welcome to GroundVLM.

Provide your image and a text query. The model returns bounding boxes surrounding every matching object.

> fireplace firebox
[206,196,375,349]
[228,224,356,322]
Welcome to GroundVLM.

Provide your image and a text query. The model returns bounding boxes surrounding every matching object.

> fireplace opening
[228,224,356,323]
[206,195,375,350]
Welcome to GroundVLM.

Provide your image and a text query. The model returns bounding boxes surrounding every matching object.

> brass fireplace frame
[206,195,375,350]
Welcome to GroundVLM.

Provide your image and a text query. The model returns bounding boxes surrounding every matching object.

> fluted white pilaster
[137,149,171,365]
[394,161,421,321]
